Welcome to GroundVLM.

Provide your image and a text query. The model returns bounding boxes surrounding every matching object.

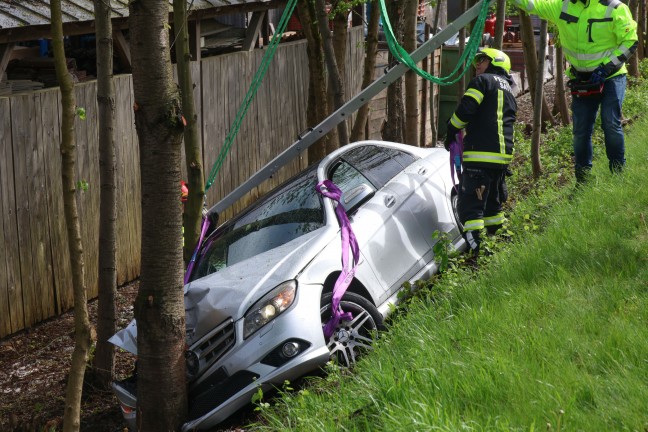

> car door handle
[384,195,396,208]
[417,166,427,176]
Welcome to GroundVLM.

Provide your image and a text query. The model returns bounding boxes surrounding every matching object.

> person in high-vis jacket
[511,0,638,182]
[445,48,517,255]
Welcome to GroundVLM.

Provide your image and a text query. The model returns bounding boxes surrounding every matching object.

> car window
[330,160,371,194]
[191,168,324,280]
[341,145,417,188]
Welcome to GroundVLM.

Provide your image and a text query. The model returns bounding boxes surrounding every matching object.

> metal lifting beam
[208,0,494,221]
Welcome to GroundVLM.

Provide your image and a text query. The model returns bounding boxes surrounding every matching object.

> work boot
[609,159,624,174]
[486,224,502,236]
[575,167,591,185]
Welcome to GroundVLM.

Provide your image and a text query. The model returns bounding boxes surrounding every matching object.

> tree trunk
[91,0,117,391]
[553,44,570,126]
[493,0,506,49]
[129,0,188,430]
[429,1,444,146]
[298,0,333,162]
[174,0,206,263]
[383,0,405,142]
[51,2,92,431]
[519,10,555,128]
[315,0,348,146]
[350,0,380,142]
[639,0,646,61]
[404,0,419,146]
[458,0,467,104]
[627,0,639,77]
[531,20,547,179]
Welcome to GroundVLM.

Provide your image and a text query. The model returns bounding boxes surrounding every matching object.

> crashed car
[110,140,466,431]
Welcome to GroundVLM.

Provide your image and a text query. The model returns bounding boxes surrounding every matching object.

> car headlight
[243,280,297,339]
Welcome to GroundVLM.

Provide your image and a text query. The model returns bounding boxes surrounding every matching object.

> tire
[320,292,383,368]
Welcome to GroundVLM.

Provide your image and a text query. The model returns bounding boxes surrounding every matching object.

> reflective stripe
[465,88,484,104]
[451,113,467,129]
[463,219,484,232]
[463,151,512,164]
[605,1,621,18]
[497,89,505,155]
[562,47,616,62]
[484,213,505,226]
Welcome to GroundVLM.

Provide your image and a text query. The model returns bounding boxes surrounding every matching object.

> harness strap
[316,180,359,339]
[449,131,464,192]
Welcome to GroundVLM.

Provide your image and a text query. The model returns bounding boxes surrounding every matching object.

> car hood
[109,226,336,354]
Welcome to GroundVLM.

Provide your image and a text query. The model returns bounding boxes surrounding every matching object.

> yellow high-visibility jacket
[511,0,638,78]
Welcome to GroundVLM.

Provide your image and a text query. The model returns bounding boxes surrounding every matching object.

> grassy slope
[254,98,648,432]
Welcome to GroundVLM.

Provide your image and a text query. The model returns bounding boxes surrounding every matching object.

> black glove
[589,65,608,84]
[444,124,459,151]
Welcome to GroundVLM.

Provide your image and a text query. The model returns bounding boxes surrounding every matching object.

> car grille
[191,318,236,378]
[188,370,259,421]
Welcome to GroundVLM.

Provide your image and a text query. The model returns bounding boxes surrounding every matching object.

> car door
[330,145,430,302]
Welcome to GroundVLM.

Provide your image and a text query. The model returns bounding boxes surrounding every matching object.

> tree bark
[493,0,506,49]
[91,0,117,391]
[519,10,555,128]
[315,0,348,146]
[174,0,206,263]
[553,44,570,126]
[350,0,380,142]
[383,0,405,142]
[51,2,92,431]
[428,1,444,146]
[639,0,646,61]
[627,0,639,77]
[129,0,188,430]
[458,0,467,104]
[531,20,547,179]
[298,0,333,162]
[404,0,419,146]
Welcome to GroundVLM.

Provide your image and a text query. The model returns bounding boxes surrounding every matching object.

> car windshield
[191,167,324,280]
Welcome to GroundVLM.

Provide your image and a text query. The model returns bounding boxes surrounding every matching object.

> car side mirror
[341,183,375,214]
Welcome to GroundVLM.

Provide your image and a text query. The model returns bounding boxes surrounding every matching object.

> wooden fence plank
[40,89,71,314]
[10,94,38,328]
[32,91,56,320]
[0,97,23,337]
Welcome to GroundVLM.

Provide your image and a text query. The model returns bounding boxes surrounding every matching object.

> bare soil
[0,80,559,432]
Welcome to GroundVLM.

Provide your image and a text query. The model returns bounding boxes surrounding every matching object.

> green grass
[250,75,648,431]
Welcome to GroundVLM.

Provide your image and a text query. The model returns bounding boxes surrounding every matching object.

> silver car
[110,140,466,431]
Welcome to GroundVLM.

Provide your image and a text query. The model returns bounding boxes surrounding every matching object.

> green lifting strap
[205,0,299,191]
[378,0,491,86]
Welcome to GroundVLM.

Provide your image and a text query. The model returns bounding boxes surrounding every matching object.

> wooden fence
[0,26,442,338]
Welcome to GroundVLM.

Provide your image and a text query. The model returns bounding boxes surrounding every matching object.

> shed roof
[0,0,278,29]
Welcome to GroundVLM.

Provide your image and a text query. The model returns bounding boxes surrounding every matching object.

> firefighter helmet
[473,48,511,73]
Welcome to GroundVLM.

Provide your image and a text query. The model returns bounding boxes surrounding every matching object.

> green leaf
[76,107,86,120]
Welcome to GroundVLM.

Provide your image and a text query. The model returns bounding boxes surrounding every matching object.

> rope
[205,0,299,190]
[378,0,491,86]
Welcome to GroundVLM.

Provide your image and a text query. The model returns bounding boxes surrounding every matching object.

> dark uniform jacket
[449,67,517,169]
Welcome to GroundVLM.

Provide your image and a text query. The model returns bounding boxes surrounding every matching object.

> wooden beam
[0,43,16,78]
[113,30,131,73]
[242,11,266,51]
[189,19,202,62]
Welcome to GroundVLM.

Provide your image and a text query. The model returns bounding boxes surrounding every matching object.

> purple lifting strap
[449,130,464,192]
[184,217,211,285]
[316,180,359,339]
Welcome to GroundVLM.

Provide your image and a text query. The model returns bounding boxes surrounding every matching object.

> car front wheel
[320,292,383,368]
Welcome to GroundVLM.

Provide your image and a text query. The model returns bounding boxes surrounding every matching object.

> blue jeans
[571,74,626,176]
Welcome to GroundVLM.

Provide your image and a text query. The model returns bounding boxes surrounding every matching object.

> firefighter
[445,48,517,255]
[511,0,638,182]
